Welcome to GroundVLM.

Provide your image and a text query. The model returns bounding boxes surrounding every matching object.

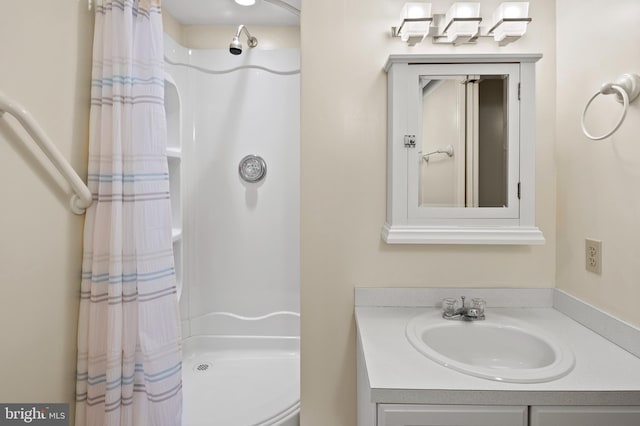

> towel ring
[581,73,640,141]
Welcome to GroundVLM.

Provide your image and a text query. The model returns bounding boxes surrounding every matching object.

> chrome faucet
[442,296,486,321]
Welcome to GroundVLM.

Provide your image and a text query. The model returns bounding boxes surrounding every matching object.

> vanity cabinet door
[530,406,640,426]
[377,404,527,426]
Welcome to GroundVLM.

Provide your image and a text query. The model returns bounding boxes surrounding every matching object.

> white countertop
[356,306,640,405]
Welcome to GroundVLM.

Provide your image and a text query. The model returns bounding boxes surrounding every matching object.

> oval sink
[406,312,575,383]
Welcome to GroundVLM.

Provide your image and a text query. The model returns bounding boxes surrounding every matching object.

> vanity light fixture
[488,2,531,46]
[392,2,433,46]
[235,0,256,6]
[437,2,482,45]
[391,1,532,46]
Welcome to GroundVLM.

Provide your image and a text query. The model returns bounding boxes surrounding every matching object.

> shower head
[230,36,243,55]
[229,25,258,55]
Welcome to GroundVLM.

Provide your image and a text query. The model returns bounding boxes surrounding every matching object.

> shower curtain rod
[88,1,300,15]
[0,92,93,215]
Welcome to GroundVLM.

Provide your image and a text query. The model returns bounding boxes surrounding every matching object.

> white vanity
[355,288,640,426]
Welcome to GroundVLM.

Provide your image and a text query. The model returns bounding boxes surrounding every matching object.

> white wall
[162,12,300,50]
[300,0,556,424]
[556,0,640,327]
[421,79,463,207]
[163,15,301,339]
[183,47,300,326]
[0,0,93,412]
[183,25,300,50]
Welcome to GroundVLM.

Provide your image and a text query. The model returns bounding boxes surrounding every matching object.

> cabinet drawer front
[531,406,640,426]
[377,404,527,426]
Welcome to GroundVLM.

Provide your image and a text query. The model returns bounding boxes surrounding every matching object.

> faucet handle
[471,298,486,315]
[442,298,459,316]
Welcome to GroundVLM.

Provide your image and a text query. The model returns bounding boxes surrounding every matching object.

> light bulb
[407,4,426,18]
[457,5,473,17]
[503,5,521,18]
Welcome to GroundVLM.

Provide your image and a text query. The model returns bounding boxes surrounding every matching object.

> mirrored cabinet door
[407,63,520,223]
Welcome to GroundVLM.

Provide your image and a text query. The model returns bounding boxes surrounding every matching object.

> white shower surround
[164,34,300,425]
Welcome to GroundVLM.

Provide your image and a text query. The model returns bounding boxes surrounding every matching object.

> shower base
[182,335,300,426]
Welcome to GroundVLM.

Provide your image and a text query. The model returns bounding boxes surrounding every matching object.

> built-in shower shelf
[165,70,183,304]
[172,228,183,243]
[167,147,182,159]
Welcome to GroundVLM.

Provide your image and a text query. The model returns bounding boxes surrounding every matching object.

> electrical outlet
[585,239,602,274]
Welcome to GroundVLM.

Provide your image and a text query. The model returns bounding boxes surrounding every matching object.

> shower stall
[163,31,300,425]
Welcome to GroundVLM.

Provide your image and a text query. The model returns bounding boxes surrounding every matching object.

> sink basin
[406,312,575,383]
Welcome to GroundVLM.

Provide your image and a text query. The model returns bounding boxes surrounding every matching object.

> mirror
[419,75,508,208]
[383,54,544,244]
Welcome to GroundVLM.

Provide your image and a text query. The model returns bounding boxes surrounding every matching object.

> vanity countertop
[356,305,640,405]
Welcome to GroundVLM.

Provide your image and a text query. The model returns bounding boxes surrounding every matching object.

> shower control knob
[239,154,267,183]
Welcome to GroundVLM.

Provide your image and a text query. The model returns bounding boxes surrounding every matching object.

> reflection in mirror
[419,75,508,208]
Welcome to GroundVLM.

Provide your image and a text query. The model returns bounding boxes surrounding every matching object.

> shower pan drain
[194,362,213,372]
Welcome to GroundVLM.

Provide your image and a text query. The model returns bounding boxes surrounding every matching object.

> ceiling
[163,0,301,26]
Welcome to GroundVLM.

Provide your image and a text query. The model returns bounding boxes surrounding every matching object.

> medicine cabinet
[383,54,544,244]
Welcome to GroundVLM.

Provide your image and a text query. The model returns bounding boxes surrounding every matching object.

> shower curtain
[75,1,182,424]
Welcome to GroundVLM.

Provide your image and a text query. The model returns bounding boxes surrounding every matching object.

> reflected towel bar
[0,92,92,215]
[422,144,455,163]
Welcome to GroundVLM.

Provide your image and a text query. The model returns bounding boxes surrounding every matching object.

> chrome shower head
[229,25,258,55]
[230,36,242,55]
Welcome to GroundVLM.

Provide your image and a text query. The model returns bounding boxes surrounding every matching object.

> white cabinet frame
[383,54,544,245]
